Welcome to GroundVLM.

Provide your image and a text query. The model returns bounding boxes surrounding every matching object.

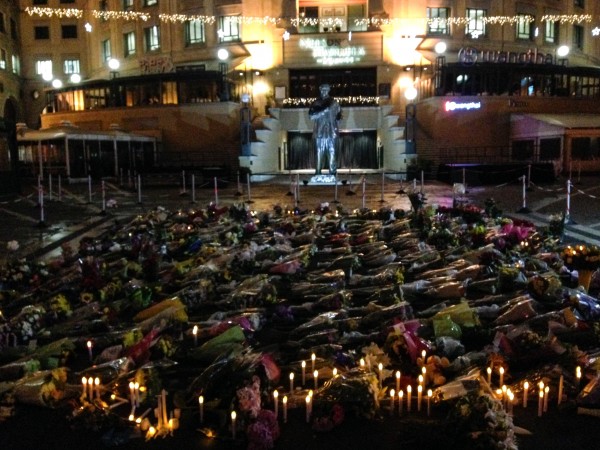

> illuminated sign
[445,101,481,112]
[299,38,366,66]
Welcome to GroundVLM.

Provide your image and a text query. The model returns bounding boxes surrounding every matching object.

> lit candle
[87,377,94,400]
[417,385,423,412]
[399,390,404,415]
[558,375,564,405]
[198,395,204,424]
[543,386,549,412]
[418,374,424,387]
[523,381,529,408]
[146,426,156,439]
[360,358,365,369]
[422,366,427,386]
[231,410,237,439]
[311,353,316,373]
[407,385,412,412]
[282,396,288,423]
[499,366,505,387]
[94,377,101,400]
[134,381,140,407]
[576,366,582,389]
[501,385,507,407]
[289,372,294,392]
[87,340,93,362]
[421,349,426,365]
[192,325,198,347]
[273,390,279,419]
[301,361,306,385]
[305,395,311,423]
[332,367,338,377]
[396,370,401,393]
[507,390,514,416]
[378,363,383,386]
[486,367,492,385]
[390,389,395,415]
[313,370,319,389]
[538,390,544,417]
[427,389,433,416]
[81,376,88,399]
[129,381,135,406]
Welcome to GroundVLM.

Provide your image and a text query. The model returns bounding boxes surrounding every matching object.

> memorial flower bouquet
[561,244,600,290]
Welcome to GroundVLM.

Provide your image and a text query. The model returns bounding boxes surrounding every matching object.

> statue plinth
[309,174,338,185]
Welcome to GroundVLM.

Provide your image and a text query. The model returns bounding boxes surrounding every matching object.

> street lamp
[51,79,63,89]
[69,73,81,84]
[557,45,569,65]
[218,48,230,101]
[108,58,120,78]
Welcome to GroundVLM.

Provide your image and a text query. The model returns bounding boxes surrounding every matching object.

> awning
[514,114,600,129]
[16,123,157,143]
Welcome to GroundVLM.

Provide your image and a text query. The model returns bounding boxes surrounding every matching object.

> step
[255,129,273,143]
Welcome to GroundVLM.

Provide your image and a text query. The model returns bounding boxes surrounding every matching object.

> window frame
[544,20,558,44]
[124,31,136,56]
[427,7,450,36]
[102,39,111,61]
[34,26,50,40]
[466,8,486,38]
[35,59,52,77]
[61,24,78,39]
[144,25,160,52]
[218,16,241,43]
[185,20,205,46]
[63,58,80,75]
[515,14,534,41]
[573,24,584,50]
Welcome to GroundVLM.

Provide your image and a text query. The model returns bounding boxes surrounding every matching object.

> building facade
[9,1,600,181]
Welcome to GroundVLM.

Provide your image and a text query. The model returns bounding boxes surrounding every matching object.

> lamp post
[107,58,120,107]
[218,48,230,101]
[240,93,252,156]
[556,45,569,66]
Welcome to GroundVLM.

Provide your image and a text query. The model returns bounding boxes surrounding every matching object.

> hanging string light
[23,7,597,28]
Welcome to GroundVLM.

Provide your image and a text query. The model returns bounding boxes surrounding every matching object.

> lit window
[427,7,450,35]
[145,0,157,5]
[218,16,240,43]
[102,39,111,61]
[36,59,52,77]
[466,8,486,38]
[0,50,6,70]
[63,59,80,74]
[11,54,20,74]
[124,31,136,56]
[144,25,160,51]
[185,20,205,46]
[545,20,557,44]
[516,14,533,40]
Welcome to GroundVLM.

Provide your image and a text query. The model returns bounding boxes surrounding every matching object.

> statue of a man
[309,84,342,175]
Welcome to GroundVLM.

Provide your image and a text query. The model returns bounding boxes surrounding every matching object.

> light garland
[92,11,151,21]
[25,7,82,19]
[22,7,598,28]
[282,96,379,108]
[541,14,592,24]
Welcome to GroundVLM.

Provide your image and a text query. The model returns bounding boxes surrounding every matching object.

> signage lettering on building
[458,47,554,66]
[445,101,481,112]
[299,38,366,66]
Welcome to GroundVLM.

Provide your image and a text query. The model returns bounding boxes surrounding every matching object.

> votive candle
[332,367,338,377]
[399,390,404,415]
[305,395,311,422]
[487,367,492,385]
[417,385,423,412]
[543,386,549,412]
[88,377,94,400]
[282,396,288,423]
[87,340,93,362]
[313,370,319,389]
[311,353,316,373]
[273,390,279,419]
[289,372,294,392]
[390,389,395,416]
[396,370,401,393]
[407,385,412,412]
[198,395,204,424]
[301,361,306,385]
[231,410,237,439]
[427,389,433,417]
[81,377,87,399]
[499,366,505,387]
[378,363,383,386]
[538,391,544,417]
[95,377,101,400]
[192,325,198,346]
[523,381,529,408]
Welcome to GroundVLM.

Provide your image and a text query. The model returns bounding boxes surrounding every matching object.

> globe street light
[108,58,120,78]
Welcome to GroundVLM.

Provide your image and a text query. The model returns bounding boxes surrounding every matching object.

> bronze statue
[309,84,342,175]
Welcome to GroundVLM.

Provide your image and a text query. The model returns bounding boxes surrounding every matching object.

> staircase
[378,105,416,176]
[238,108,281,179]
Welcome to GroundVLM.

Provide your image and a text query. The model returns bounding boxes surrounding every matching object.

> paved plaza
[1,171,600,263]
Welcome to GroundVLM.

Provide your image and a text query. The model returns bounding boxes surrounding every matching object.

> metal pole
[128,169,132,188]
[566,178,572,222]
[137,174,142,204]
[246,173,253,203]
[296,174,300,203]
[191,174,196,203]
[334,174,339,203]
[380,171,385,202]
[39,183,45,225]
[49,174,53,201]
[58,174,62,202]
[362,176,366,209]
[214,177,219,206]
[88,175,92,203]
[527,164,532,189]
[101,180,106,214]
[119,168,123,186]
[420,170,424,193]
[182,170,186,194]
[236,171,242,195]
